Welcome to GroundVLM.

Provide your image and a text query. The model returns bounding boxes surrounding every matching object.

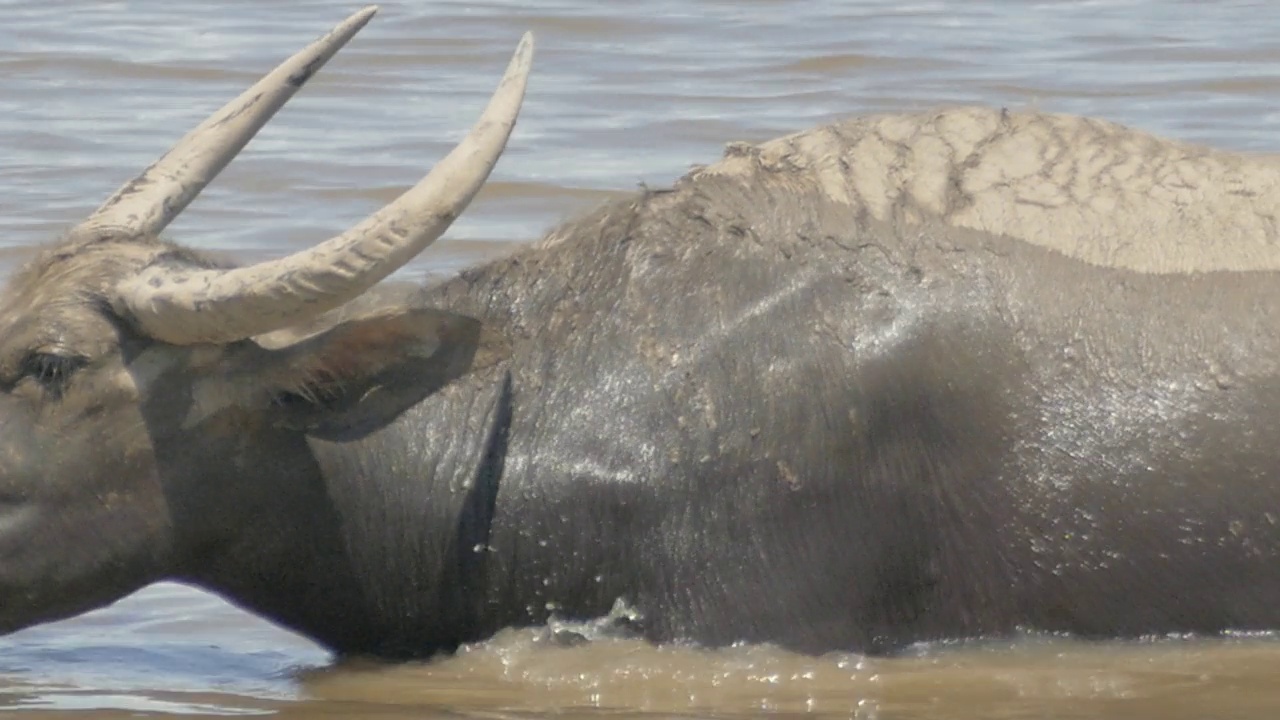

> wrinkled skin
[4,123,1280,659]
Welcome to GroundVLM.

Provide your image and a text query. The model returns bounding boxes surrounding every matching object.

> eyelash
[22,352,86,395]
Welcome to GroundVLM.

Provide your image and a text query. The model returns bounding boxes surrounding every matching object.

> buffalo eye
[21,351,87,397]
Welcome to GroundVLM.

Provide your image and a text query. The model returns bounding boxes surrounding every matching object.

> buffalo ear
[254,307,490,441]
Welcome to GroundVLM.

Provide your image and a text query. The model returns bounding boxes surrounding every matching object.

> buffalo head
[0,7,532,635]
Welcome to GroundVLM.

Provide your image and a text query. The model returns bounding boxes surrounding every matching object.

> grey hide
[1,15,1279,659]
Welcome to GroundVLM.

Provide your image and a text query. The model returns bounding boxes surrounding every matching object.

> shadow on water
[5,0,1280,717]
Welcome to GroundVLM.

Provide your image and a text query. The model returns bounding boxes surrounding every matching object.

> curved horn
[115,33,534,345]
[75,6,379,239]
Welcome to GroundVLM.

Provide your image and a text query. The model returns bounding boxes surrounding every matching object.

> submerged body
[183,172,1280,657]
[2,10,1280,659]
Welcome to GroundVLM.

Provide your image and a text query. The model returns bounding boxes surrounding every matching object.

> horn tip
[346,5,380,30]
[513,31,535,68]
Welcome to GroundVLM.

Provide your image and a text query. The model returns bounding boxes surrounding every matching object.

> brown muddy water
[3,1,1280,718]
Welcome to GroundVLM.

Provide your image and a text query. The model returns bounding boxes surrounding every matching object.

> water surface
[3,1,1280,718]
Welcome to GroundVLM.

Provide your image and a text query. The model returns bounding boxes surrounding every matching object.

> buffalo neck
[179,364,513,658]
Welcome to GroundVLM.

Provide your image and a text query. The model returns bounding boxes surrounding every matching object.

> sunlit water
[3,1,1280,718]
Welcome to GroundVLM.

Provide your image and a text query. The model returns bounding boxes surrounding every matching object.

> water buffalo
[3,7,1280,660]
